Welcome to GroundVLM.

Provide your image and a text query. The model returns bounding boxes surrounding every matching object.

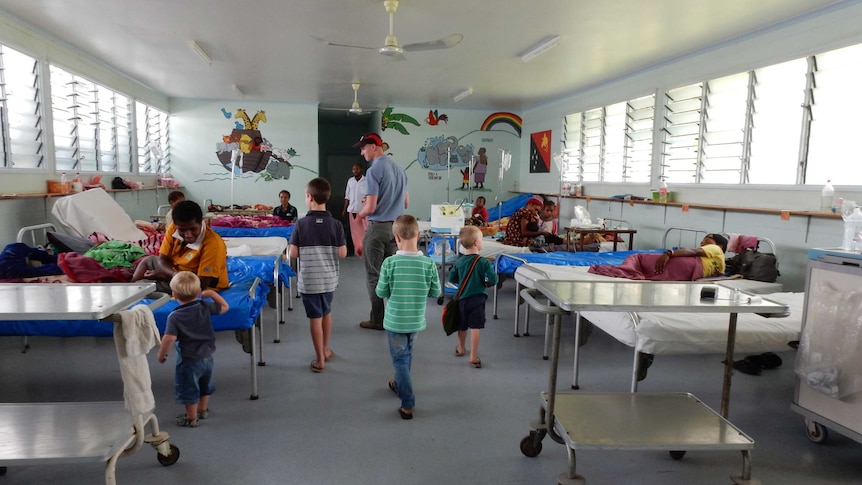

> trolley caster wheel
[669,450,686,460]
[805,418,828,444]
[157,444,180,466]
[520,434,543,457]
[437,296,444,305]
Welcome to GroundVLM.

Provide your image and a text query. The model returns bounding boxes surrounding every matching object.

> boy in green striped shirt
[375,215,441,420]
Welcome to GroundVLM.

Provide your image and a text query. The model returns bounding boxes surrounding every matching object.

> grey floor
[1,255,860,484]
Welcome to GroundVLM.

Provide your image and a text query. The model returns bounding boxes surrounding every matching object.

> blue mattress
[486,193,533,222]
[0,282,268,337]
[494,249,666,274]
[228,255,294,287]
[212,226,293,239]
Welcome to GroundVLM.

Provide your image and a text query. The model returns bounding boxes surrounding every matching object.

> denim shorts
[300,291,334,319]
[175,356,215,405]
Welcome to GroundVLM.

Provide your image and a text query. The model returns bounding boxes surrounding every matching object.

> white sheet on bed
[514,263,801,355]
[223,236,287,256]
[51,188,146,241]
[582,292,803,355]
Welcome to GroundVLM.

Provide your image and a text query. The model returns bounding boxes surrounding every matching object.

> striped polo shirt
[288,210,346,294]
[375,251,442,333]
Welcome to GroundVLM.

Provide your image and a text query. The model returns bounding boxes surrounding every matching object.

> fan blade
[311,35,377,50]
[403,34,463,52]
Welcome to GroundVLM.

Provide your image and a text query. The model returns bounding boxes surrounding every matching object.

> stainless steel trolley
[0,283,178,484]
[521,280,789,484]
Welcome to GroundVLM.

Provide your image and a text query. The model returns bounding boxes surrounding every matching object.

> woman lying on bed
[588,233,728,280]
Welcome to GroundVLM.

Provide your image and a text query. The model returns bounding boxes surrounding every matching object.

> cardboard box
[47,180,71,194]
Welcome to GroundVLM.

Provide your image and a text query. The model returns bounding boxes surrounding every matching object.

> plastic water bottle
[71,172,83,193]
[60,171,67,184]
[658,179,668,203]
[842,206,862,250]
[574,181,583,197]
[821,180,834,213]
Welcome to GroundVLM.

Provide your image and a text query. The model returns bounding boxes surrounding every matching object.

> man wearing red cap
[352,133,409,330]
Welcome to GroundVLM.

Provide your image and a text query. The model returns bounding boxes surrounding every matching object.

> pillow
[47,232,94,254]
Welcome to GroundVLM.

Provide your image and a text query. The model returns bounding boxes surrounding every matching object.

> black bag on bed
[726,250,779,283]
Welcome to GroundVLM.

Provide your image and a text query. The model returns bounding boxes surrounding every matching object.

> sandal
[197,408,209,420]
[471,358,482,368]
[310,360,324,373]
[388,380,398,395]
[398,407,413,420]
[176,415,199,428]
[325,350,335,361]
[455,347,465,357]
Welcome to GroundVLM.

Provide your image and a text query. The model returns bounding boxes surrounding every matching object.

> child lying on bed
[588,233,727,280]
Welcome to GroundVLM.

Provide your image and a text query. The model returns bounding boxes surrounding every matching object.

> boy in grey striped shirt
[376,215,441,419]
[288,178,347,373]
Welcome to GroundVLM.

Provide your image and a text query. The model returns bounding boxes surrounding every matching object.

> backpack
[726,249,780,282]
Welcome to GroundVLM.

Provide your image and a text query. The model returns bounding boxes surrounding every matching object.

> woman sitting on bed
[588,233,728,281]
[501,196,549,247]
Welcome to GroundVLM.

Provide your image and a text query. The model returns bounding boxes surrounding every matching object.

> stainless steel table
[0,283,179,484]
[522,280,789,484]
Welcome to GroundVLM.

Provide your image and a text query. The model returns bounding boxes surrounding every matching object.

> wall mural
[380,106,421,135]
[201,108,313,183]
[424,109,449,125]
[401,112,522,192]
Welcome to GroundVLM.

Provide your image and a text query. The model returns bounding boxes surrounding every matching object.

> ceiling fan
[314,0,463,59]
[321,83,372,115]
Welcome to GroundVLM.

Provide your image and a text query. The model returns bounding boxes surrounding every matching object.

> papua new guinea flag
[530,130,551,173]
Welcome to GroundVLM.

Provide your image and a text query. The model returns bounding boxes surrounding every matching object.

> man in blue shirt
[353,133,409,330]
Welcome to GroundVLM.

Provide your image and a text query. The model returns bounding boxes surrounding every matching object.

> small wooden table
[564,227,637,251]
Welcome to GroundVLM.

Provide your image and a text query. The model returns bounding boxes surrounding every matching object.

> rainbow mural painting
[480,112,522,137]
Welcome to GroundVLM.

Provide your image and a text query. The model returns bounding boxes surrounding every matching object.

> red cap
[527,196,544,207]
[352,133,383,148]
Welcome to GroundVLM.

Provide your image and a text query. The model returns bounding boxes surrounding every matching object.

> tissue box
[431,204,465,233]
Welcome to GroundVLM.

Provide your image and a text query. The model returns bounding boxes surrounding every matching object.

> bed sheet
[581,292,804,355]
[497,249,665,275]
[224,236,287,256]
[0,282,268,338]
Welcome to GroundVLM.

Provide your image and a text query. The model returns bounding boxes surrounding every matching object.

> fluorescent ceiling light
[520,35,561,63]
[232,84,244,98]
[189,40,212,66]
[453,88,473,102]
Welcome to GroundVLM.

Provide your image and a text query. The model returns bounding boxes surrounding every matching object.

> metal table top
[0,283,156,321]
[535,280,789,315]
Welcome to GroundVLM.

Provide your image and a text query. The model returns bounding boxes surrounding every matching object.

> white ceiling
[0,0,844,113]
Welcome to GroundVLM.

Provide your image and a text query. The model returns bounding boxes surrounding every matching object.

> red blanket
[58,253,133,283]
[588,253,704,281]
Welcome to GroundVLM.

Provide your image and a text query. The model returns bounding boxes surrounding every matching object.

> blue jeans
[387,330,416,411]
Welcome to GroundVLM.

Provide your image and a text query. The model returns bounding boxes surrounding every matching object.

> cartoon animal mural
[425,109,448,126]
[214,109,296,180]
[417,135,474,170]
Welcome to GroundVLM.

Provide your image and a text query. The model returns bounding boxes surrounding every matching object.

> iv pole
[446,147,451,203]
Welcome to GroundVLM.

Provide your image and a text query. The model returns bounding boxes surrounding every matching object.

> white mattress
[582,292,803,355]
[223,236,287,256]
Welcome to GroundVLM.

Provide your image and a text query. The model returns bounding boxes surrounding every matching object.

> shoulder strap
[454,255,482,300]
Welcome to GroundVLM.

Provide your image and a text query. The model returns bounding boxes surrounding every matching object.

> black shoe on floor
[636,352,654,382]
[359,320,384,330]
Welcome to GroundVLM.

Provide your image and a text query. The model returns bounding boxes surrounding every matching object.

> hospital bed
[0,283,180,483]
[511,231,796,390]
[7,223,283,399]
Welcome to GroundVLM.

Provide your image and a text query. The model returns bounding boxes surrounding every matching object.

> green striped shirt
[376,252,442,333]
